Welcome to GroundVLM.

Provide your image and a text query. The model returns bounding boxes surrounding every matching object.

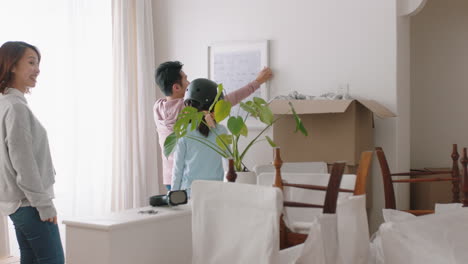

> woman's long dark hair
[0,41,41,94]
[185,99,215,137]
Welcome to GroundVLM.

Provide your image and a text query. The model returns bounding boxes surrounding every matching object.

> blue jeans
[9,206,64,264]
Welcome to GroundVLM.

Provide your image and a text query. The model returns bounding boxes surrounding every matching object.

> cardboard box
[270,99,396,165]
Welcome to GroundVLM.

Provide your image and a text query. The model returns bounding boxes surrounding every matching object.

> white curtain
[0,0,113,256]
[111,0,159,210]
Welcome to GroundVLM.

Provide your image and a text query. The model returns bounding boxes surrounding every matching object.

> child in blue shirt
[171,78,227,193]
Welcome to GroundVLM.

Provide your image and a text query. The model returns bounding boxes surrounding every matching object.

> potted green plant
[163,84,308,182]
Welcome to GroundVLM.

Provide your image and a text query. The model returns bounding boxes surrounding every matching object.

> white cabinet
[63,205,192,264]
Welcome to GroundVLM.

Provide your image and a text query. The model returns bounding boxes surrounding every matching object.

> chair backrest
[254,162,328,175]
[354,151,373,195]
[269,151,372,195]
[272,148,346,214]
[191,180,283,264]
[258,172,354,221]
[271,148,346,249]
[375,145,460,215]
[258,151,372,223]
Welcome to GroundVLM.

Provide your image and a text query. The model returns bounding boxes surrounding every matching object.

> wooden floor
[0,256,20,264]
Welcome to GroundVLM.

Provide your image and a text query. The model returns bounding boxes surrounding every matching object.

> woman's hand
[43,216,58,224]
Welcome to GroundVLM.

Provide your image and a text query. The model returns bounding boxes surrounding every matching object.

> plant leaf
[163,132,178,158]
[214,99,231,123]
[174,106,202,137]
[241,101,259,118]
[216,134,233,151]
[253,97,267,106]
[209,83,224,112]
[265,136,277,147]
[227,116,245,136]
[289,102,308,136]
[240,123,248,137]
[296,119,308,136]
[258,105,274,125]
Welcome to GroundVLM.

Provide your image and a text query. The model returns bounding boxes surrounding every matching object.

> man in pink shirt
[153,61,273,190]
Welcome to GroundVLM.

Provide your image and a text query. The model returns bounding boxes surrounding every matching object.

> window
[0,0,112,255]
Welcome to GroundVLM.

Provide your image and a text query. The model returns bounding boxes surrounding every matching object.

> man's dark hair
[155,61,183,96]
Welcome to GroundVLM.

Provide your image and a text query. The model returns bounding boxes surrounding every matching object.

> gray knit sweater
[0,88,56,220]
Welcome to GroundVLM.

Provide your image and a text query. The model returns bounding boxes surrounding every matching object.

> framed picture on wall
[208,40,269,127]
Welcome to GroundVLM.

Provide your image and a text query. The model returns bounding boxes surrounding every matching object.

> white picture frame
[208,40,269,128]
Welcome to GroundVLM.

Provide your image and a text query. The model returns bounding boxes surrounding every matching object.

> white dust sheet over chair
[282,213,339,264]
[191,180,283,264]
[288,194,370,264]
[279,195,369,264]
[336,195,369,264]
[191,180,355,264]
[370,204,468,264]
[257,172,369,264]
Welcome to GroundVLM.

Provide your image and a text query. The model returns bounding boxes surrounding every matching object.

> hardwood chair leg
[451,144,460,203]
[461,148,468,207]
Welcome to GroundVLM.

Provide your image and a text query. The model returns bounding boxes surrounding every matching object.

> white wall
[153,0,397,104]
[395,6,412,213]
[152,0,401,231]
[411,0,468,168]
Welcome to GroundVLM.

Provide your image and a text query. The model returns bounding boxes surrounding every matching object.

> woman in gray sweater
[0,41,64,264]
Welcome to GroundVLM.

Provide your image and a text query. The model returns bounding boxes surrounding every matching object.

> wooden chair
[191,180,345,264]
[272,148,373,249]
[375,144,461,216]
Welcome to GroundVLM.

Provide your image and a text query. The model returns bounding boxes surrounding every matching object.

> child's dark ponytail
[185,99,212,137]
[198,116,211,137]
